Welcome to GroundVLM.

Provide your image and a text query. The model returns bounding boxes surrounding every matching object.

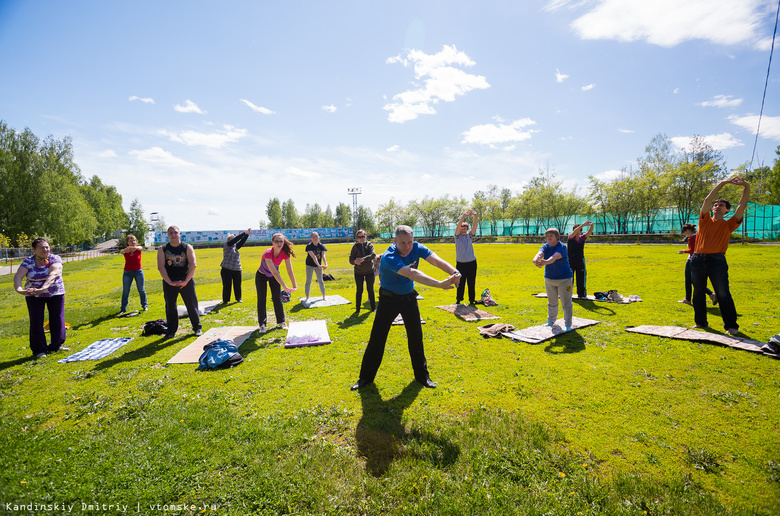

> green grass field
[1,242,778,515]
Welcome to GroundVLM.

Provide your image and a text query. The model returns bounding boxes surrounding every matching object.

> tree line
[373,134,780,237]
[0,121,156,247]
[4,120,779,247]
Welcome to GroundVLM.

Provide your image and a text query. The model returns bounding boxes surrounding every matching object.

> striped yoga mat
[58,338,134,363]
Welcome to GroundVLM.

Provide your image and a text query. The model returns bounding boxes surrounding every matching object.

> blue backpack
[198,338,244,370]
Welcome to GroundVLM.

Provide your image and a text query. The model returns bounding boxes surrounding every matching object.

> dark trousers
[684,260,712,301]
[221,268,243,303]
[256,272,284,326]
[354,272,376,311]
[358,288,429,383]
[163,280,200,335]
[690,253,738,330]
[455,260,478,304]
[570,260,587,298]
[26,294,66,356]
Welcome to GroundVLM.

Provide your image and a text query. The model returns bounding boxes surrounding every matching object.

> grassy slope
[0,243,778,514]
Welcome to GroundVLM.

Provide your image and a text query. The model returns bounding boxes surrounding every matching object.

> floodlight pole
[347,187,361,230]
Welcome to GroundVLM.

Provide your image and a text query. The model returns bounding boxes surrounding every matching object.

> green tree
[301,203,324,228]
[516,187,539,236]
[322,205,335,228]
[636,133,673,233]
[334,202,352,228]
[16,232,32,249]
[412,195,460,238]
[589,169,636,234]
[81,175,128,240]
[470,191,489,236]
[667,135,727,228]
[266,198,282,229]
[281,199,300,229]
[127,198,149,246]
[36,135,97,244]
[355,206,376,236]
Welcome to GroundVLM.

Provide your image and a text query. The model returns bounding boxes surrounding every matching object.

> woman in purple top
[567,220,594,299]
[13,238,68,358]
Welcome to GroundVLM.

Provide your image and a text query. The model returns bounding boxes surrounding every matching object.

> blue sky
[1,0,778,230]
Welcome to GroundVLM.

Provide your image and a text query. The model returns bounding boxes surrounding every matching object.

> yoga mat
[298,295,350,308]
[625,325,779,358]
[533,293,640,304]
[502,317,600,344]
[178,300,221,318]
[435,304,500,322]
[58,338,134,363]
[392,314,426,325]
[167,326,257,364]
[284,320,331,348]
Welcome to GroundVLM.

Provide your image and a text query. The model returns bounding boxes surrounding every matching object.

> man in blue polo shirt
[351,225,461,390]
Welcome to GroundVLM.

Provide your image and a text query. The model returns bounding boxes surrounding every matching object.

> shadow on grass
[71,312,119,330]
[356,382,460,477]
[573,300,616,316]
[239,334,279,354]
[0,355,34,371]
[337,311,371,329]
[89,334,187,371]
[543,331,586,354]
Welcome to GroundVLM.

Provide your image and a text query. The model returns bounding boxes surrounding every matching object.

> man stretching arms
[351,225,461,390]
[690,177,750,335]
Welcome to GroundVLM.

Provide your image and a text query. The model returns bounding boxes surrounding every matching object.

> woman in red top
[119,234,148,314]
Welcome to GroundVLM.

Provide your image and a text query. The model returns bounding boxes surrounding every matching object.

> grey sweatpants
[305,265,326,299]
[544,277,573,327]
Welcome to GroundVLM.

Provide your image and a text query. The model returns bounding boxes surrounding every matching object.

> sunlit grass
[1,242,778,514]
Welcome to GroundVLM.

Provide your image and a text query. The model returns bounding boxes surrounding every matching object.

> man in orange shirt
[690,177,750,335]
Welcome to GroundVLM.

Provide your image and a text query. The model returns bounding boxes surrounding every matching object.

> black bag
[142,319,168,336]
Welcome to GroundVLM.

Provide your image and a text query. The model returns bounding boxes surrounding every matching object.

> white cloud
[322,104,337,113]
[129,96,155,104]
[594,169,625,181]
[384,44,490,123]
[673,88,680,94]
[160,125,247,148]
[729,115,780,141]
[286,166,322,179]
[240,99,274,114]
[553,0,769,48]
[698,95,743,108]
[129,147,191,167]
[618,128,635,134]
[174,99,206,114]
[98,149,118,158]
[555,68,569,83]
[461,118,537,146]
[581,83,595,91]
[670,132,744,150]
[208,208,221,216]
[387,145,400,152]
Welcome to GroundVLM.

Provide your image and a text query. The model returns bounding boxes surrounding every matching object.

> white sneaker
[34,353,47,359]
[258,324,266,334]
[280,322,288,330]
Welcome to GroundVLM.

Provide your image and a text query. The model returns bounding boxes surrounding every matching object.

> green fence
[383,203,780,239]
